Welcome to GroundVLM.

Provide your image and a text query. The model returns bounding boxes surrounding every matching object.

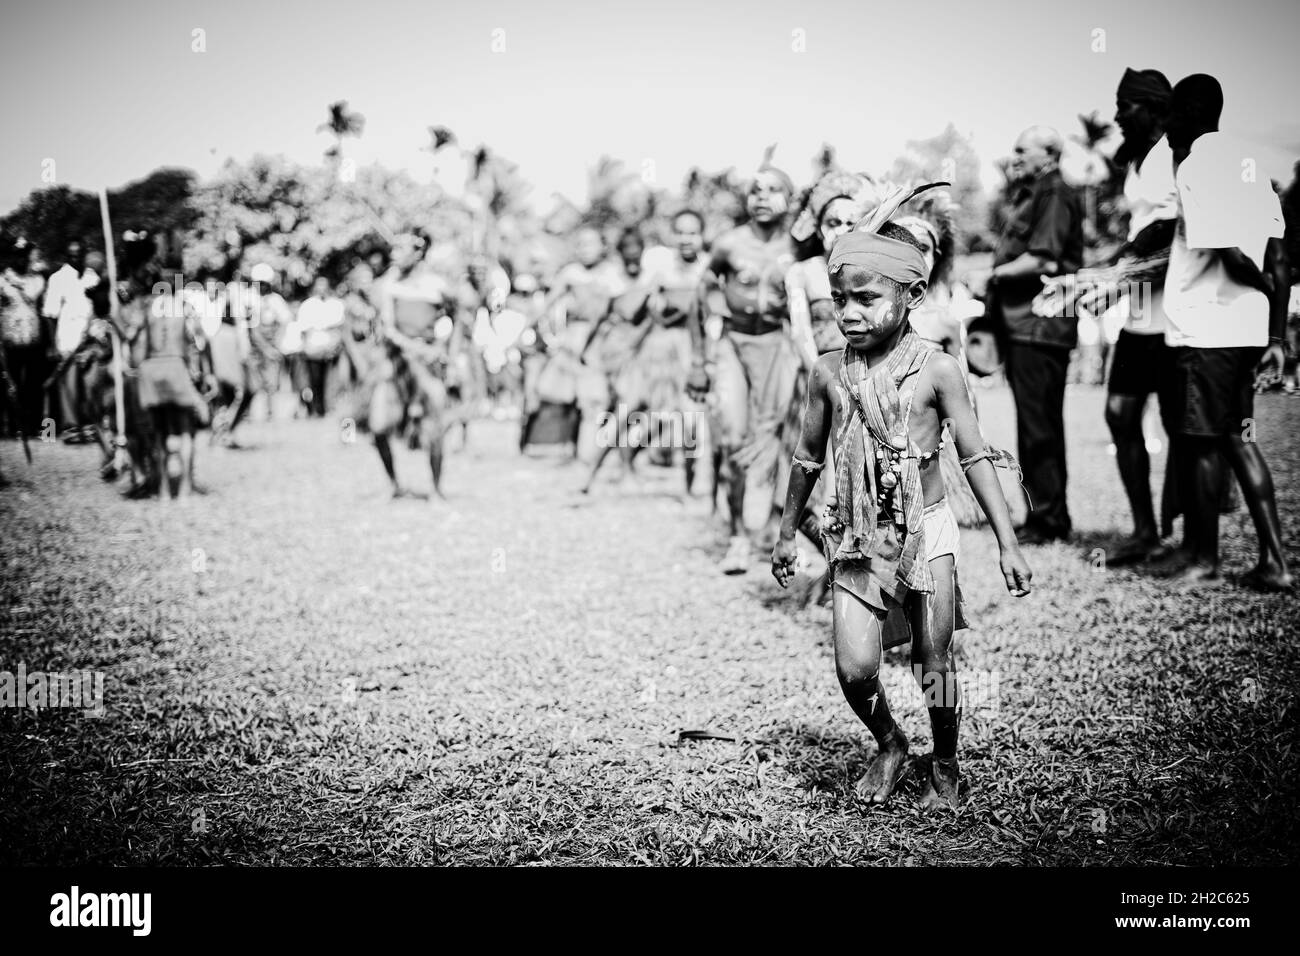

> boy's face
[747,172,790,223]
[829,263,925,351]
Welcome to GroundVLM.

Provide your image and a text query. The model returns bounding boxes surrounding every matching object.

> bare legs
[1218,434,1289,588]
[1175,433,1291,589]
[154,408,196,502]
[1105,393,1160,561]
[374,432,400,495]
[908,555,961,808]
[832,587,907,804]
[832,554,963,807]
[374,415,446,500]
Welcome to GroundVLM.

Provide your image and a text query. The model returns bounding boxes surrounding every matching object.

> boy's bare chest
[827,367,943,457]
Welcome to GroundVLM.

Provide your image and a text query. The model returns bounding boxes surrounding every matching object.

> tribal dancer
[134,270,215,501]
[354,233,456,498]
[690,148,800,573]
[765,171,877,597]
[523,227,628,454]
[787,171,877,366]
[584,227,651,413]
[581,211,710,493]
[772,190,1032,808]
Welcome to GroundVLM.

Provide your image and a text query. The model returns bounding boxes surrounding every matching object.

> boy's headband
[827,233,928,284]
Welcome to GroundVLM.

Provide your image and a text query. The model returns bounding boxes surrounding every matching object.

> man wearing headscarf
[1102,68,1180,564]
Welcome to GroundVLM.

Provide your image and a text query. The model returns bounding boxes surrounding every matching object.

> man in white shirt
[296,276,345,417]
[1159,74,1291,590]
[41,241,97,439]
[1102,68,1180,565]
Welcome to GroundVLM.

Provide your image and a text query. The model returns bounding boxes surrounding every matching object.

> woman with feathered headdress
[787,171,882,366]
[737,171,882,600]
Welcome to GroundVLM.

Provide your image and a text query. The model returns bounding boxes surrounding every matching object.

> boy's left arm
[931,354,1032,596]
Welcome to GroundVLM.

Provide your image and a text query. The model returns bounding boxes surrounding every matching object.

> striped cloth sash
[831,329,934,598]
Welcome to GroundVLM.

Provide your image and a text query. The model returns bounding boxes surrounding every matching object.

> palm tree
[317,101,366,164]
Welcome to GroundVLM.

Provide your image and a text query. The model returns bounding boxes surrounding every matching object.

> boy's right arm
[772,356,833,586]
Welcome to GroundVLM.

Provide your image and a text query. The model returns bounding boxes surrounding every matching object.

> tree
[0,185,98,262]
[184,153,486,288]
[317,100,366,164]
[583,156,648,235]
[888,123,990,252]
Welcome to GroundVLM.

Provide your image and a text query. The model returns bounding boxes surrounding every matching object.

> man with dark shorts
[989,126,1084,545]
[1159,74,1291,590]
[1103,68,1180,564]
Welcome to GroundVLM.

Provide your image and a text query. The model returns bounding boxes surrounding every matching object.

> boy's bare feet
[854,729,908,805]
[919,756,961,810]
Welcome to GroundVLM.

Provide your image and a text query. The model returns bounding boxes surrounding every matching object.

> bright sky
[3,0,1298,215]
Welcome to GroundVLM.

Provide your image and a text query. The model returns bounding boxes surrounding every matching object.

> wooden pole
[98,188,127,471]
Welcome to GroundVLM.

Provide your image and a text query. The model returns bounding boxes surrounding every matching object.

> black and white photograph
[1,0,1297,934]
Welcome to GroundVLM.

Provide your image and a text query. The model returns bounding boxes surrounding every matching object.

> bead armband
[960,445,1031,509]
[791,455,826,474]
[959,448,996,472]
[960,445,1023,480]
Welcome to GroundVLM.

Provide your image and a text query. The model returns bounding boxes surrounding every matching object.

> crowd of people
[1,67,1295,806]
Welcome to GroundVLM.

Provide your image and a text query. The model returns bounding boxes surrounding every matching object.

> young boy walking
[772,192,1032,808]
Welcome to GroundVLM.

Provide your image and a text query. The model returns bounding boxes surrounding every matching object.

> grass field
[2,384,1298,865]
